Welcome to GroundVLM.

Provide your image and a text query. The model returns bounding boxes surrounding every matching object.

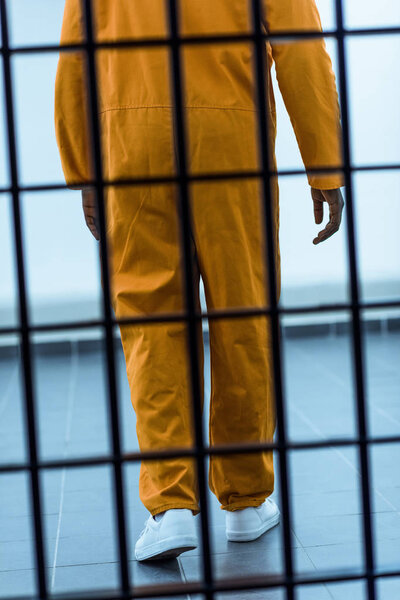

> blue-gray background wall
[0,0,399,343]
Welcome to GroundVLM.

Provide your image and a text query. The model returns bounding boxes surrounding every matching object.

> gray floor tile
[1,332,399,598]
[0,568,36,597]
[0,358,26,465]
[0,473,31,519]
[289,489,389,519]
[303,541,364,573]
[61,487,115,514]
[180,546,316,582]
[130,557,183,587]
[326,579,366,600]
[289,447,360,495]
[4,471,66,519]
[0,513,58,543]
[377,576,400,600]
[0,537,55,571]
[295,584,333,599]
[181,520,299,559]
[372,511,400,541]
[56,534,118,567]
[215,587,285,599]
[52,562,119,593]
[58,508,116,538]
[63,465,114,493]
[373,487,400,511]
[283,336,357,441]
[370,445,400,489]
[293,513,363,548]
[374,538,400,572]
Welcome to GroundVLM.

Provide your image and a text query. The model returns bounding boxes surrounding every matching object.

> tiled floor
[0,329,399,599]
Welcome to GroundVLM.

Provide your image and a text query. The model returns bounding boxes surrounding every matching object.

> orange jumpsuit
[54,0,344,516]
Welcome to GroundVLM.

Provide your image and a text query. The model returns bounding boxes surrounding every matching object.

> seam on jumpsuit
[98,103,276,115]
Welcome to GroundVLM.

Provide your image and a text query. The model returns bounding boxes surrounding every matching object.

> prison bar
[334,1,376,599]
[2,22,400,57]
[250,0,296,598]
[80,0,131,594]
[1,161,400,198]
[0,0,48,597]
[1,297,400,340]
[166,0,215,597]
[0,0,397,598]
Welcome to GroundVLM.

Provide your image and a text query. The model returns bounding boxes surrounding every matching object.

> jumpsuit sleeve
[54,0,94,190]
[262,0,345,190]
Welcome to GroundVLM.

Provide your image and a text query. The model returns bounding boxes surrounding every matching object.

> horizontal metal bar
[2,162,399,197]
[1,565,400,600]
[2,24,400,57]
[1,299,399,338]
[2,433,400,474]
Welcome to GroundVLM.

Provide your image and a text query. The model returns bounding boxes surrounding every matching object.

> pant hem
[150,503,200,517]
[220,498,270,512]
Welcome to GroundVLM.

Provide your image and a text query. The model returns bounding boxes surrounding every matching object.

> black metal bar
[0,297,399,339]
[80,0,130,594]
[2,565,400,600]
[1,0,396,597]
[249,1,295,597]
[2,433,400,477]
[3,23,400,57]
[165,1,215,598]
[0,1,48,597]
[0,160,399,196]
[334,1,376,599]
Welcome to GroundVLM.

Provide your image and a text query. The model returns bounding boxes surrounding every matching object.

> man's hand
[311,187,345,245]
[82,187,100,241]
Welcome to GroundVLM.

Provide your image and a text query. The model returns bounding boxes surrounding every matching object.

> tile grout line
[293,336,400,433]
[50,340,79,592]
[287,400,356,600]
[292,344,400,517]
[291,342,348,390]
[367,333,400,377]
[372,405,400,428]
[177,556,192,600]
[289,398,400,518]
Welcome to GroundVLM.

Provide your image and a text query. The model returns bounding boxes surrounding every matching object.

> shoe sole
[135,535,197,561]
[226,511,280,542]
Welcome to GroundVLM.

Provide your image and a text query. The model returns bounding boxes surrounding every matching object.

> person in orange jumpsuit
[55,0,344,560]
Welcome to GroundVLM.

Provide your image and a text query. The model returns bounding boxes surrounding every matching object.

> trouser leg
[103,182,204,516]
[191,176,281,511]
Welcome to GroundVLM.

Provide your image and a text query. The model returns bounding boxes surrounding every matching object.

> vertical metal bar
[334,2,376,598]
[165,1,215,598]
[249,2,295,599]
[80,0,130,594]
[0,1,48,597]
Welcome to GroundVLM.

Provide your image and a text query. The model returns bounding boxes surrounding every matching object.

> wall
[0,0,399,341]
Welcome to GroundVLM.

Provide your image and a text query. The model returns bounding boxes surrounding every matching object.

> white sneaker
[134,508,198,561]
[225,497,280,542]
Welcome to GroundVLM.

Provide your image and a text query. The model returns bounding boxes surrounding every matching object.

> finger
[85,215,100,241]
[324,204,343,239]
[330,198,344,227]
[89,225,100,241]
[82,203,97,223]
[313,221,340,245]
[313,198,323,224]
[82,188,97,209]
[311,188,324,224]
[82,195,97,210]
